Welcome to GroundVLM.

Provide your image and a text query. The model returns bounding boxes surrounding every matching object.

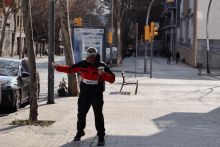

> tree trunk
[22,38,26,58]
[35,27,39,57]
[23,0,38,121]
[59,0,79,96]
[11,12,17,57]
[0,14,9,56]
[117,21,122,65]
[40,26,42,57]
[43,24,46,55]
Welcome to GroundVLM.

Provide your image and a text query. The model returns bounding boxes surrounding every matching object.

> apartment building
[0,0,25,56]
[161,0,220,69]
[160,0,180,59]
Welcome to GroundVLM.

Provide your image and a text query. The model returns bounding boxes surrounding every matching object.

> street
[0,56,220,147]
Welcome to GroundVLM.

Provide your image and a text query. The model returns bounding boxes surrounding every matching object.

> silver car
[0,58,40,111]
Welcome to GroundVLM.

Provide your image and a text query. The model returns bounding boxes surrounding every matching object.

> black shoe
[97,136,105,146]
[74,131,85,141]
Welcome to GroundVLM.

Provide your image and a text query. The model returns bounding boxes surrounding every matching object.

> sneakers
[97,136,105,146]
[74,131,85,141]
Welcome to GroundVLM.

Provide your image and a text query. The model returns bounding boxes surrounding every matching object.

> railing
[178,42,191,49]
[161,17,177,29]
[185,43,190,48]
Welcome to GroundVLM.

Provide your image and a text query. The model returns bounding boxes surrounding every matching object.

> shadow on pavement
[60,107,220,147]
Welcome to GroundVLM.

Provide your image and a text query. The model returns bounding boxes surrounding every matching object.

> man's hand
[52,62,59,69]
[98,69,104,76]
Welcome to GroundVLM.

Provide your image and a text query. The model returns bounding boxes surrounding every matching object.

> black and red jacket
[56,54,115,90]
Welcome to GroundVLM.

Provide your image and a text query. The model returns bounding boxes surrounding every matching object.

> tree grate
[109,92,131,95]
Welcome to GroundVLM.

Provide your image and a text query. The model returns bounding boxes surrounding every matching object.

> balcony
[160,18,177,30]
[161,0,177,17]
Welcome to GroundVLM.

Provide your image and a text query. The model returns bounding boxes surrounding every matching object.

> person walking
[52,47,115,146]
[154,50,157,56]
[166,50,172,64]
[176,51,180,64]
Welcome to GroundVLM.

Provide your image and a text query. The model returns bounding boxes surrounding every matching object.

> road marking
[214,76,220,79]
[203,76,219,81]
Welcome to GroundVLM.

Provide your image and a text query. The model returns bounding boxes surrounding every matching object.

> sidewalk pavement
[1,56,220,147]
[1,54,63,61]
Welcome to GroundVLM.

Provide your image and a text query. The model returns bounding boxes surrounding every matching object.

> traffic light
[150,22,159,37]
[145,25,151,40]
[74,17,82,26]
[167,0,174,2]
[108,32,112,44]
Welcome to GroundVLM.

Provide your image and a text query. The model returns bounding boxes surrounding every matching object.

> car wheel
[13,90,21,111]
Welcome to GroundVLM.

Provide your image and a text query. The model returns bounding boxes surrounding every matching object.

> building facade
[0,0,25,57]
[161,0,220,69]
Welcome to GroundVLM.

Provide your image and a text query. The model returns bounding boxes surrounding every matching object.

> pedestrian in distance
[52,47,115,146]
[166,50,172,65]
[176,51,180,64]
[160,50,162,57]
[154,50,157,56]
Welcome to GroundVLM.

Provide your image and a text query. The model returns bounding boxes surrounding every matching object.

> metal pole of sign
[47,0,55,104]
[150,36,153,78]
[144,0,154,74]
[135,23,138,78]
[206,0,212,74]
[110,0,114,68]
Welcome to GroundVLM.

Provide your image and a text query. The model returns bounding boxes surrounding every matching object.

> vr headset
[81,52,97,58]
[81,47,98,59]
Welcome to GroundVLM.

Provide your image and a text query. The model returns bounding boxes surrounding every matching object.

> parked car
[0,58,40,111]
[106,48,110,64]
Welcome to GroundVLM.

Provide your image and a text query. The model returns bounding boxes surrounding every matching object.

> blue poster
[73,28,104,64]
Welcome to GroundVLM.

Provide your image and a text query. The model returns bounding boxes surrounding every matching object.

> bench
[119,71,138,95]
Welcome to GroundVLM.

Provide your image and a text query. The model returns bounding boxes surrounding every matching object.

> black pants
[167,57,171,64]
[176,58,179,64]
[77,81,105,137]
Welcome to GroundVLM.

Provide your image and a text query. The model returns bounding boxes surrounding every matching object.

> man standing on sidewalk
[176,51,180,64]
[52,47,115,146]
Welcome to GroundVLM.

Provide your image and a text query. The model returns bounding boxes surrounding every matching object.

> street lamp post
[48,0,55,104]
[144,0,155,77]
[206,0,212,74]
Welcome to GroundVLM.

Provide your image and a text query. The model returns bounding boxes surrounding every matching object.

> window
[191,19,194,25]
[182,12,185,18]
[6,23,10,27]
[21,61,29,73]
[191,13,194,18]
[188,9,191,15]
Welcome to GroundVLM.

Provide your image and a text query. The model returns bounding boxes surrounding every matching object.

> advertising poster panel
[72,27,106,64]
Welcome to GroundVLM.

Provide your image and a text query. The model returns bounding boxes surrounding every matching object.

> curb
[198,73,220,77]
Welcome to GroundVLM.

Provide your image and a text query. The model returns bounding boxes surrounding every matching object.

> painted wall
[197,39,220,69]
[197,0,220,39]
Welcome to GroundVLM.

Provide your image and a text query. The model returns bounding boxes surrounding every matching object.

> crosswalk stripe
[214,76,220,79]
[203,76,219,80]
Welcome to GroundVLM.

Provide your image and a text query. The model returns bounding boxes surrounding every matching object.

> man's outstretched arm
[53,62,81,74]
